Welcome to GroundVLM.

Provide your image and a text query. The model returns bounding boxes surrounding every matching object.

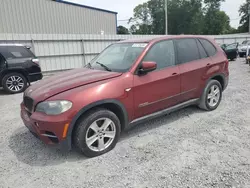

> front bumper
[20,103,72,151]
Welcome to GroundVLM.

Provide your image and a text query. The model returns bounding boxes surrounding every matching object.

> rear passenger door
[175,38,213,103]
[0,53,6,73]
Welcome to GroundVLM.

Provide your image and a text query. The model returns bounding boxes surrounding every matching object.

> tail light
[32,58,39,65]
[225,59,229,71]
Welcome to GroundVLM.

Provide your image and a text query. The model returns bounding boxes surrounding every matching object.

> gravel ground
[0,58,250,188]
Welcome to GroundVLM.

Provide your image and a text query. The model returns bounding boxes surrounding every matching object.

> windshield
[89,43,148,73]
[242,40,250,45]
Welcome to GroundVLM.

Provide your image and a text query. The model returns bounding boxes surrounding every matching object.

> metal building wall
[0,0,117,34]
[0,33,249,73]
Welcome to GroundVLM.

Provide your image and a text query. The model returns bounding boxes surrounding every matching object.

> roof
[54,0,118,14]
[118,35,213,43]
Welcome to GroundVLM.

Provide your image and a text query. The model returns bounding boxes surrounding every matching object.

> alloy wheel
[207,85,221,107]
[6,75,25,92]
[85,118,116,152]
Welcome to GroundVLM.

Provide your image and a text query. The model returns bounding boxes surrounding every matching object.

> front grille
[24,96,34,112]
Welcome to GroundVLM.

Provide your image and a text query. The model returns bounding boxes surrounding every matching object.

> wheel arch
[0,68,29,86]
[66,99,129,150]
[209,73,226,90]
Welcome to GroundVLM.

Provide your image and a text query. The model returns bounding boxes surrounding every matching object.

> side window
[197,39,208,59]
[175,38,200,64]
[143,40,175,70]
[199,39,217,57]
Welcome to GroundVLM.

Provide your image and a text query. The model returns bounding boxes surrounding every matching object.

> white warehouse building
[0,0,118,34]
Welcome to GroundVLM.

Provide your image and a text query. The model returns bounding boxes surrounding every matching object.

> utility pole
[165,0,168,35]
[248,4,250,34]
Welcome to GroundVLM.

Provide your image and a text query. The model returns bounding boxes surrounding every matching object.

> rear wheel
[73,108,121,157]
[2,73,27,94]
[198,80,222,111]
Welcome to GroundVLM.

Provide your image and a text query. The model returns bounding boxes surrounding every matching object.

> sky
[67,0,245,29]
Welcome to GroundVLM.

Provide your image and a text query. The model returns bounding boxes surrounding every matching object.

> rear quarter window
[199,39,217,57]
[0,46,35,60]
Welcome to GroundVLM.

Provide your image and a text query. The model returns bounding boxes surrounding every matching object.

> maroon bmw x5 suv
[21,35,229,157]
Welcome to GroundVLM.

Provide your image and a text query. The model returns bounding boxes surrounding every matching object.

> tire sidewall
[204,80,222,111]
[74,109,121,157]
[2,73,27,94]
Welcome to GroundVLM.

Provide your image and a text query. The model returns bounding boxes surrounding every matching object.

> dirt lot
[0,59,250,188]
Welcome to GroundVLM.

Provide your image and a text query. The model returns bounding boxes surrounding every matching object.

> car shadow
[0,88,24,95]
[8,127,86,166]
[9,106,204,166]
[0,88,6,95]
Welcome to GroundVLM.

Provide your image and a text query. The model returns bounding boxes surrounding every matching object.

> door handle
[172,72,178,76]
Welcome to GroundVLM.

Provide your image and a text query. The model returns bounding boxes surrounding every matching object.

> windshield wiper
[96,62,112,72]
[85,63,94,69]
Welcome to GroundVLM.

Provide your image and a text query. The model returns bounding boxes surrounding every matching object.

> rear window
[0,46,35,60]
[199,39,217,57]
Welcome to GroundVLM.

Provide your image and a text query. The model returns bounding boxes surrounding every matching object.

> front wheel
[198,80,222,111]
[73,108,121,157]
[2,73,28,94]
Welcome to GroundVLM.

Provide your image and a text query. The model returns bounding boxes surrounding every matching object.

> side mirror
[139,61,157,74]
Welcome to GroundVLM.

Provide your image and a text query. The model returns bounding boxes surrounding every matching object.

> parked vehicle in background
[238,40,250,57]
[20,36,229,157]
[221,42,238,61]
[0,44,43,94]
[246,46,250,64]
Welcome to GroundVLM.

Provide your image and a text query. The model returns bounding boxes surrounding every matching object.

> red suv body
[20,36,229,157]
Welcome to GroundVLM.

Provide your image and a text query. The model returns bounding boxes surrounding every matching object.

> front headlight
[36,100,72,115]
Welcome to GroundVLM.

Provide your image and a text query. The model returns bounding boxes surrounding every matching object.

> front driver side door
[133,40,181,119]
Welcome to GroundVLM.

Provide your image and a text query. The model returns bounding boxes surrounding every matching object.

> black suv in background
[0,44,43,94]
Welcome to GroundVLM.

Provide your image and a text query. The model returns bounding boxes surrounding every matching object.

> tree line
[117,0,250,35]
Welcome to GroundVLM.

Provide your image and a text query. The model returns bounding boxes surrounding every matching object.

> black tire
[198,80,222,111]
[73,108,121,157]
[2,73,28,94]
[239,53,244,58]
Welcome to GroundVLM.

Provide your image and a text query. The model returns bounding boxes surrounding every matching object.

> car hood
[25,68,122,102]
